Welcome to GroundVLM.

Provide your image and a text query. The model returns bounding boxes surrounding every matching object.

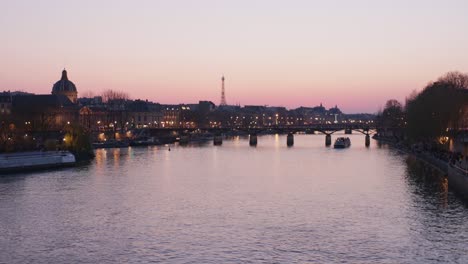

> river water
[1,134,467,263]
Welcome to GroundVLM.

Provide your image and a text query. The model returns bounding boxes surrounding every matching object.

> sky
[1,0,468,113]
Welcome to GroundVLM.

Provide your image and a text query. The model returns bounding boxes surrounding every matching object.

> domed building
[52,69,78,103]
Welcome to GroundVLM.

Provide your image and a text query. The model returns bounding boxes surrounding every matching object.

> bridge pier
[325,134,332,146]
[249,133,258,146]
[287,132,294,147]
[214,134,223,146]
[365,134,370,147]
[179,135,189,145]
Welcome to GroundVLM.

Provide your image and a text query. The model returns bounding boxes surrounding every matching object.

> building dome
[51,69,78,103]
[52,69,77,93]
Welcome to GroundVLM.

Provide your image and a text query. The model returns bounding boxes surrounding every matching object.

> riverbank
[448,164,468,200]
[373,135,468,201]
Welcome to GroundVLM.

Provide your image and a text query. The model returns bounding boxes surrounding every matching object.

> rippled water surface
[1,134,467,263]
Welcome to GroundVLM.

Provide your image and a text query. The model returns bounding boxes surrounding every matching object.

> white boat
[0,151,76,173]
[130,137,160,146]
[334,137,351,148]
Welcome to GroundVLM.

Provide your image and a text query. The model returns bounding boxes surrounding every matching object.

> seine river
[1,134,467,263]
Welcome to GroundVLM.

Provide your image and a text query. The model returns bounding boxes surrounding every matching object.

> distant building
[52,69,78,103]
[2,69,80,131]
[0,91,12,116]
[328,105,342,115]
[243,105,266,113]
[78,96,103,106]
[12,94,78,131]
[197,101,215,127]
[79,105,109,132]
[160,104,198,128]
[162,105,181,128]
[126,100,163,128]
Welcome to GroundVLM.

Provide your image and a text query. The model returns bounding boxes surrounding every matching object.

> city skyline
[2,0,468,113]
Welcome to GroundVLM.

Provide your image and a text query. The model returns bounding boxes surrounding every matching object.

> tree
[376,99,405,130]
[101,89,129,103]
[405,72,468,141]
[438,71,468,89]
[63,124,94,160]
[101,89,130,131]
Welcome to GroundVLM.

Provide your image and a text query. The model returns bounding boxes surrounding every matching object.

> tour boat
[0,151,76,173]
[334,137,351,148]
[129,137,160,146]
[93,139,130,149]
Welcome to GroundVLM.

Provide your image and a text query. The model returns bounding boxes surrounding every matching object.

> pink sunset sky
[1,0,468,113]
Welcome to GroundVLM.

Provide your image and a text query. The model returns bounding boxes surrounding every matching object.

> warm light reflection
[441,177,449,208]
[274,134,280,142]
[274,133,280,148]
[94,149,107,172]
[113,148,120,168]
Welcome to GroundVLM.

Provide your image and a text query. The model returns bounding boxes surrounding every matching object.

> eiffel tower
[220,76,227,106]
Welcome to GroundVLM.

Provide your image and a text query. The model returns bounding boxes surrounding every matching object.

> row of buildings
[1,70,374,135]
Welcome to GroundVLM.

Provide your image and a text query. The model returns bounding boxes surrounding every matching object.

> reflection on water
[405,156,449,207]
[0,134,467,264]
